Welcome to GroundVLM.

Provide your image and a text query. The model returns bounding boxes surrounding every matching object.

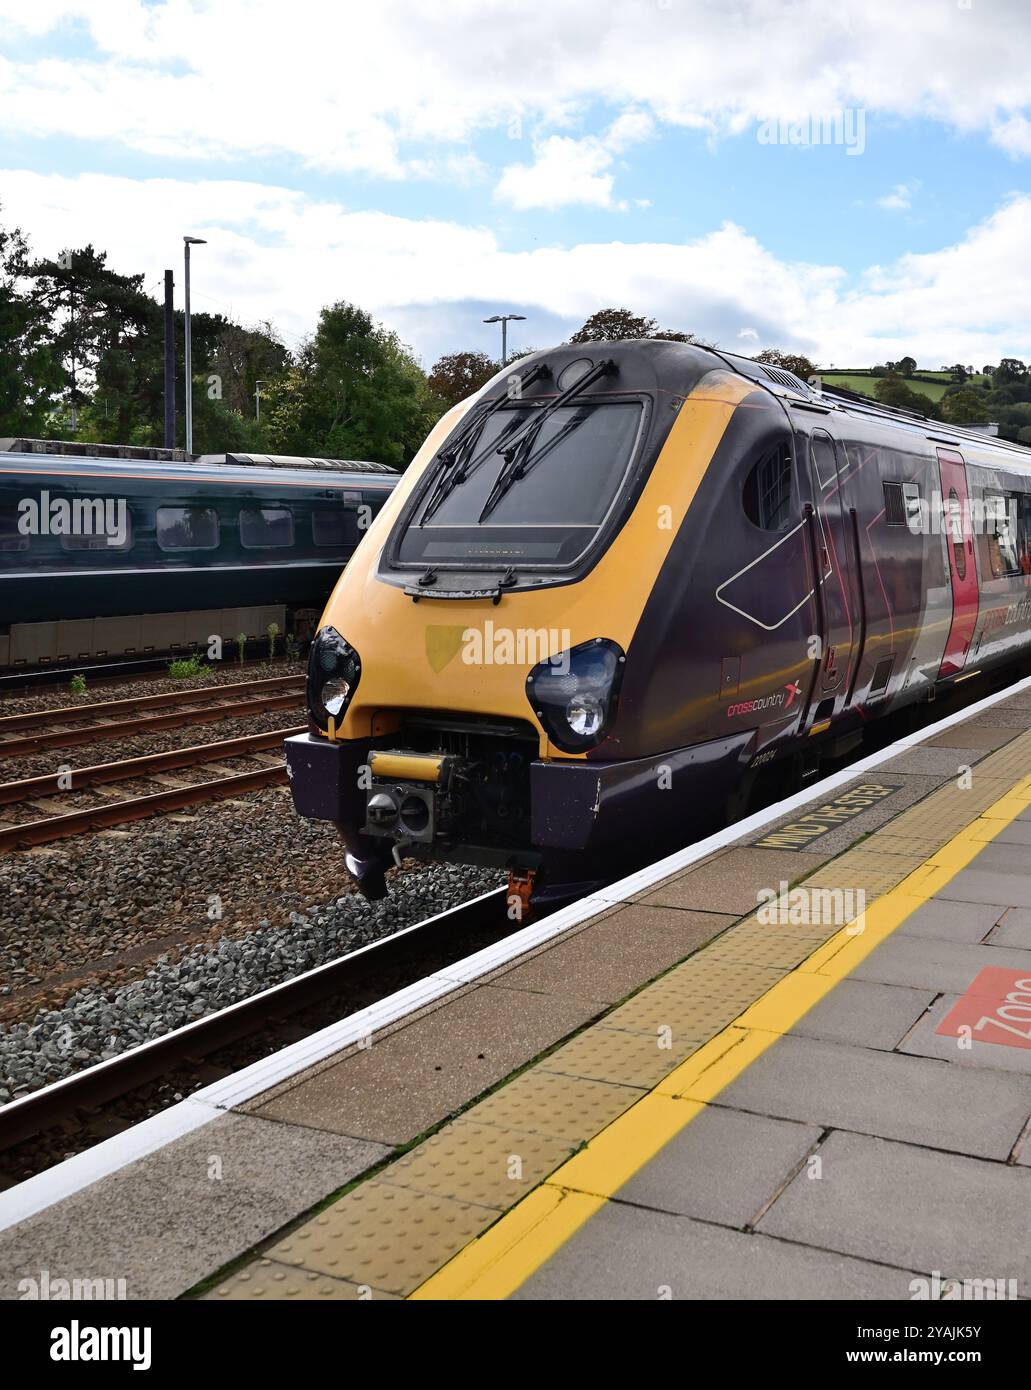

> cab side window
[742,445,793,532]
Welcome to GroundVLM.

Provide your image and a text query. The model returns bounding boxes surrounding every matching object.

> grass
[167,654,206,679]
[821,369,992,405]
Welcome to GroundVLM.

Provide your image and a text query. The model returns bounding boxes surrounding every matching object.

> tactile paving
[263,1180,498,1296]
[699,919,833,971]
[204,1259,397,1300]
[380,1117,577,1209]
[464,1068,645,1143]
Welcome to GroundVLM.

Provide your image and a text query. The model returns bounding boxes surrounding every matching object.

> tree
[755,348,817,379]
[940,387,990,425]
[994,357,1029,387]
[427,350,498,407]
[0,211,62,435]
[210,319,290,419]
[569,307,691,343]
[262,301,438,468]
[946,362,969,384]
[875,375,940,417]
[897,355,917,376]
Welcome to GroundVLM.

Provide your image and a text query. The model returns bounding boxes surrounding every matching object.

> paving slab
[703,1033,1030,1159]
[876,746,990,777]
[635,848,826,914]
[969,707,1031,727]
[963,840,1031,875]
[0,1112,388,1301]
[205,1259,401,1300]
[926,725,1019,750]
[248,982,607,1146]
[895,897,1002,944]
[897,993,1031,1076]
[981,819,1031,847]
[987,908,1031,948]
[786,978,935,1050]
[612,1104,821,1228]
[851,931,1031,994]
[483,904,735,1004]
[757,1129,1030,1295]
[512,1198,918,1300]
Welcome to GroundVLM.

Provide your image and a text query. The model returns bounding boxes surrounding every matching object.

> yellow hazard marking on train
[368,750,446,783]
[409,775,1031,1301]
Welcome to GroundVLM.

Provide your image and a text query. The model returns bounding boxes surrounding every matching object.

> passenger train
[285,339,1031,904]
[0,440,396,669]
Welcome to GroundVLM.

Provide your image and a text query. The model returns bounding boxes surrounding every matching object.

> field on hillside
[820,369,991,404]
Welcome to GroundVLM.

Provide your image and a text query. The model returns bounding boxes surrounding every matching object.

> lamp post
[255,380,268,421]
[483,313,526,367]
[183,236,207,455]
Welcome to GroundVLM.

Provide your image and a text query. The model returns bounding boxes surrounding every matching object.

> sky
[1,0,1031,371]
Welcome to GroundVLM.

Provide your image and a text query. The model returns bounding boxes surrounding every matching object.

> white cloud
[495,112,653,211]
[4,169,1030,371]
[1,0,1031,179]
[877,183,915,211]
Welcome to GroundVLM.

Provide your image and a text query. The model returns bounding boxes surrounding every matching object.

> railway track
[0,886,513,1178]
[0,675,304,757]
[0,725,306,850]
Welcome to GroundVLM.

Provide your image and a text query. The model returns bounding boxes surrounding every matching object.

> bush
[168,654,205,679]
[69,673,87,694]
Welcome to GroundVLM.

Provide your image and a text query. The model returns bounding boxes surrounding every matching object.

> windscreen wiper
[421,361,549,522]
[478,358,615,522]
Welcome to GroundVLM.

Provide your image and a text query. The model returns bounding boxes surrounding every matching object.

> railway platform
[2,680,1031,1301]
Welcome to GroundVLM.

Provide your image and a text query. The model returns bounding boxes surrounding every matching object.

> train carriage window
[313,507,358,548]
[240,507,294,549]
[60,509,134,553]
[0,506,30,552]
[902,483,923,534]
[947,488,966,581]
[742,445,793,531]
[985,493,1022,577]
[156,506,219,551]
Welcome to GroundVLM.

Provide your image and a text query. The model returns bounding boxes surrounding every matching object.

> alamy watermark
[757,109,866,157]
[17,492,128,547]
[757,881,866,935]
[461,622,571,670]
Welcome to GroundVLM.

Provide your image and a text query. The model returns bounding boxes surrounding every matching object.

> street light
[183,236,207,455]
[255,380,268,422]
[483,313,526,367]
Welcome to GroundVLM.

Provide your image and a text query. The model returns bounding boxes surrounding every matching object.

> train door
[803,429,864,721]
[937,448,979,678]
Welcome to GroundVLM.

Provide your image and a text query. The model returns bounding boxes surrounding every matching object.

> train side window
[0,506,30,552]
[946,488,966,581]
[902,483,922,534]
[312,508,358,547]
[60,509,134,553]
[156,506,219,551]
[742,446,792,531]
[239,507,294,549]
[985,494,1021,577]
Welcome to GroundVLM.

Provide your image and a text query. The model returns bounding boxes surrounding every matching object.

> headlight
[307,626,361,731]
[525,638,624,752]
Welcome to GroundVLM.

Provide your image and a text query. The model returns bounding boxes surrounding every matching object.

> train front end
[286,340,763,904]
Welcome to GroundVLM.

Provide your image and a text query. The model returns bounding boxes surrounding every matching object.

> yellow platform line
[410,777,1031,1300]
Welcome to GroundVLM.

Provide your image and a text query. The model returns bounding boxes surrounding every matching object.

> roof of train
[0,439,397,475]
[0,449,399,490]
[701,346,1031,469]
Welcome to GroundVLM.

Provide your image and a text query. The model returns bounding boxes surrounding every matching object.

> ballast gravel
[0,860,502,1102]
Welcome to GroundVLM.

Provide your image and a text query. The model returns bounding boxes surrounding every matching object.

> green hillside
[820,370,991,404]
